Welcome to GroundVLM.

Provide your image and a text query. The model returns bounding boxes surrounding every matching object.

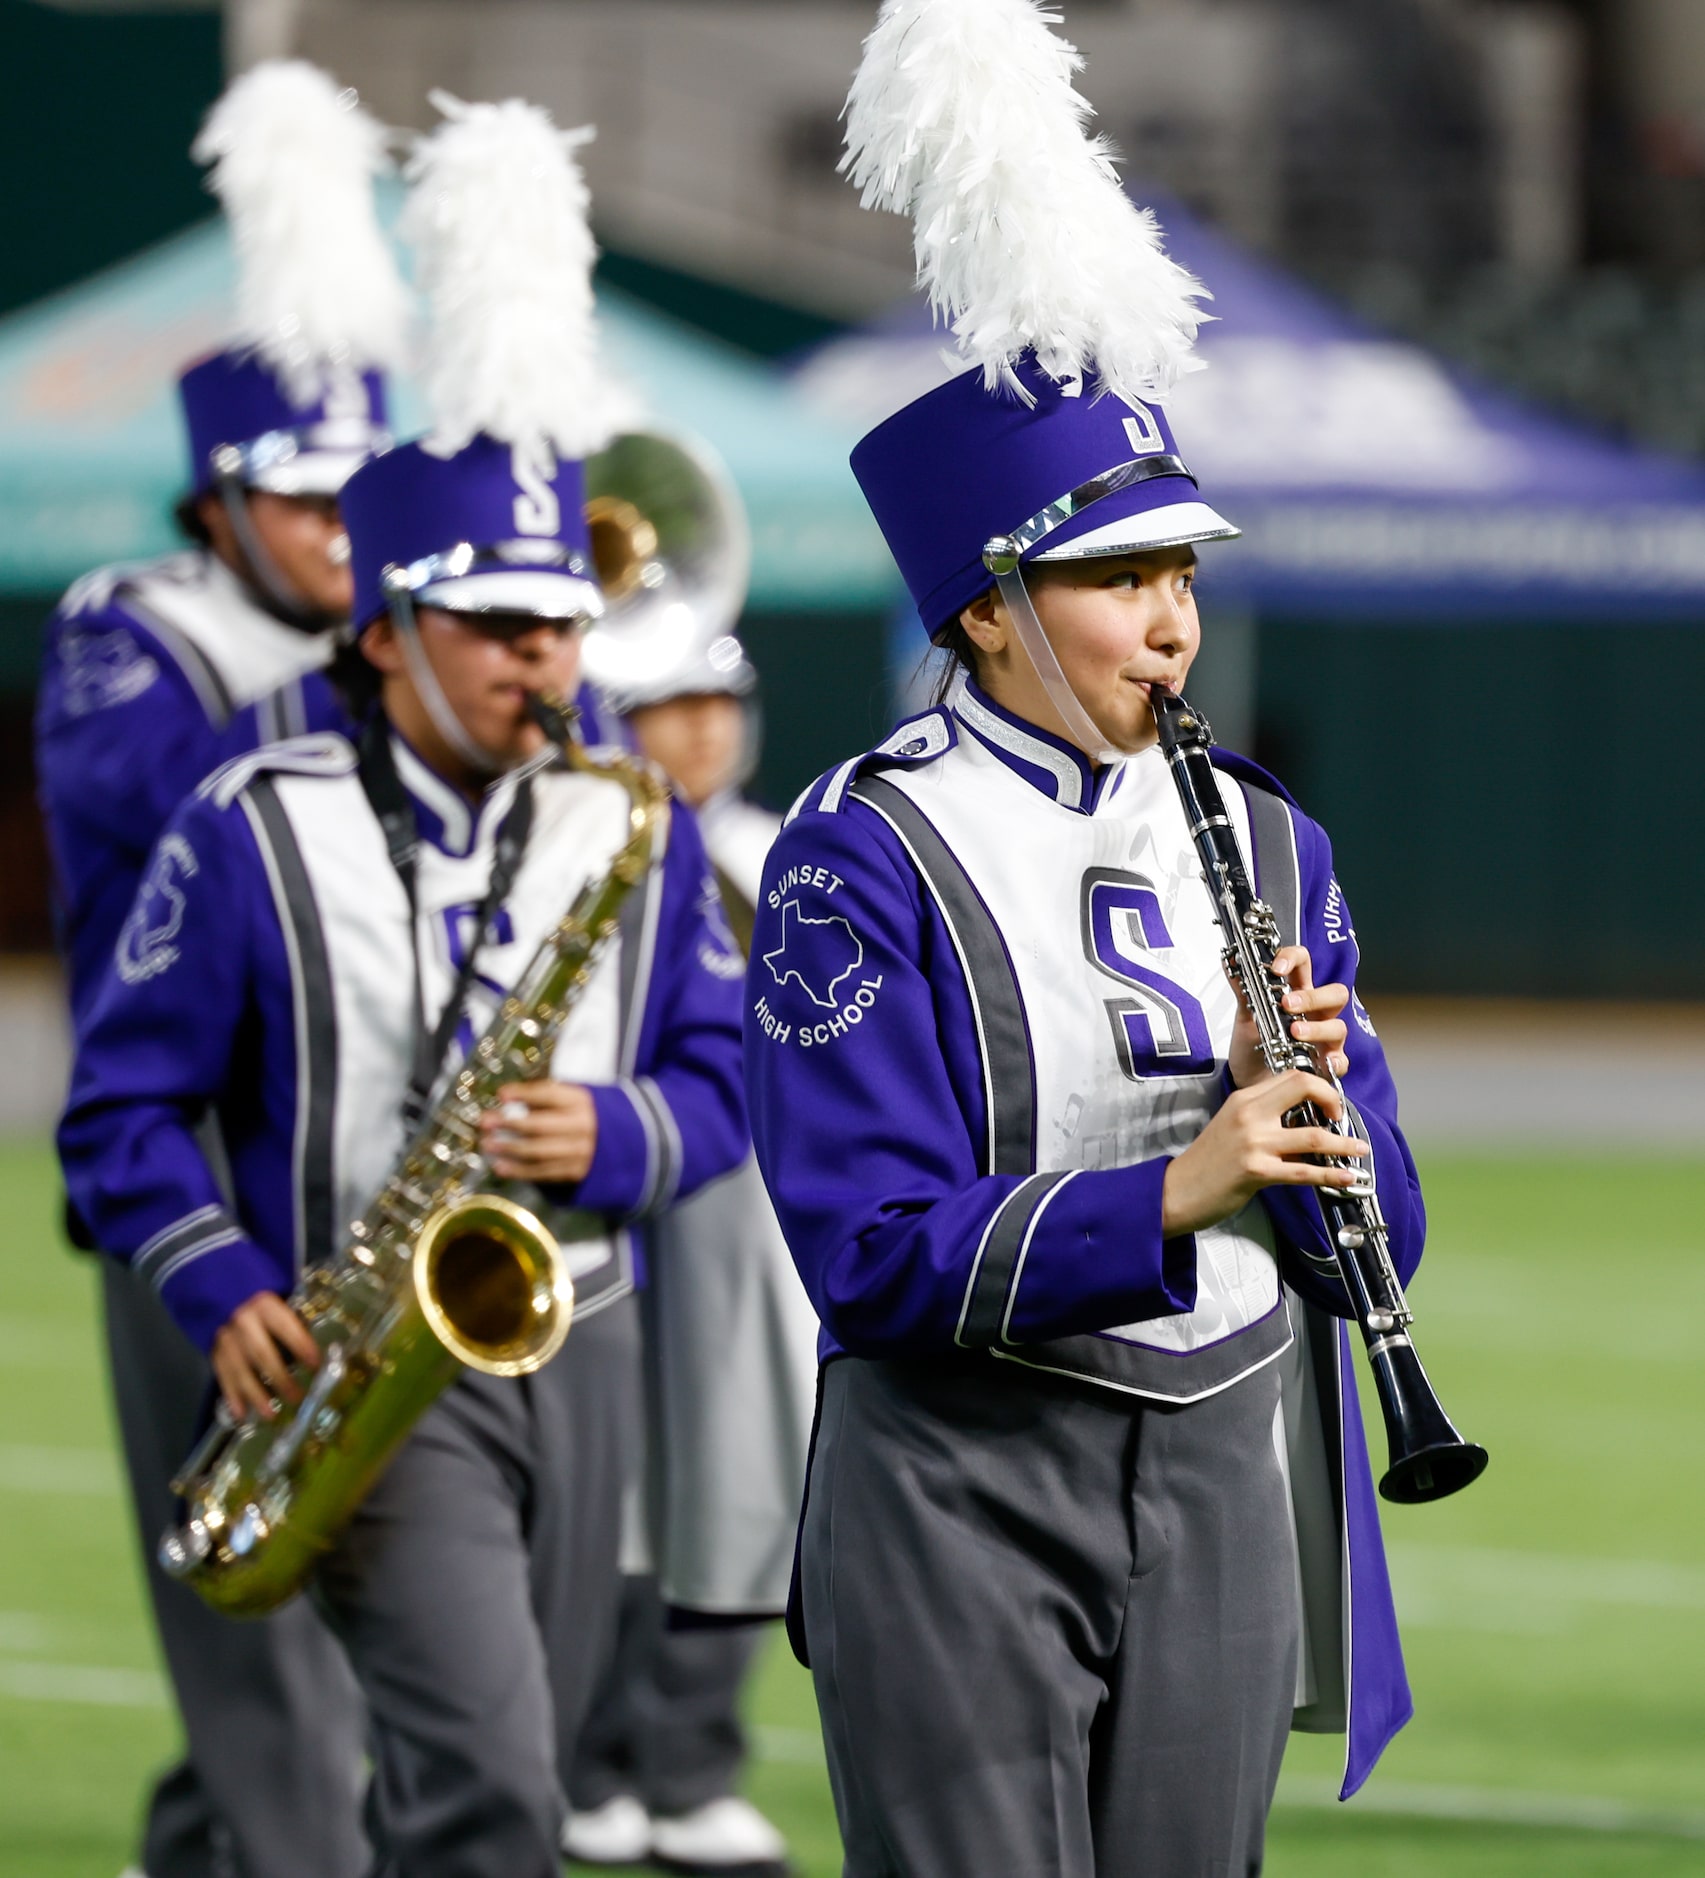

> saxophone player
[742,6,1430,1874]
[60,94,747,1878]
[35,63,404,1878]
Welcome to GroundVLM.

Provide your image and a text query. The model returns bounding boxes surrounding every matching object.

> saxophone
[1150,688,1487,1504]
[159,695,671,1616]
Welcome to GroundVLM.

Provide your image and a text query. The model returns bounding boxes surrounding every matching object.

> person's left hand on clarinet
[1226,944,1353,1089]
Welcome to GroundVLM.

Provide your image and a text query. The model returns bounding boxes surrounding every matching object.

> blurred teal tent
[0,221,894,611]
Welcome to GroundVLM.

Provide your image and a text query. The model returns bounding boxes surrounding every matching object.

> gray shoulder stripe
[243,780,339,1273]
[850,776,1034,1176]
[957,1172,1071,1349]
[120,592,233,726]
[1242,780,1300,949]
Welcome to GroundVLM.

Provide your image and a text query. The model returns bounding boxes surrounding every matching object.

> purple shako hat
[851,352,1238,635]
[340,434,600,630]
[178,350,391,499]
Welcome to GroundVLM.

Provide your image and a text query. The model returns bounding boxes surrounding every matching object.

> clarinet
[1150,688,1488,1504]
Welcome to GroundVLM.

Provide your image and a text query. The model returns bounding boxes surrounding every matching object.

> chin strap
[992,568,1121,765]
[212,462,333,633]
[382,586,509,776]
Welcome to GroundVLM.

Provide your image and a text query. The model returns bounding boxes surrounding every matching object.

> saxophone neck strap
[355,714,538,1128]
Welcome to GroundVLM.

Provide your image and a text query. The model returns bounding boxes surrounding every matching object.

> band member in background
[744,5,1426,1873]
[563,448,814,1877]
[59,93,748,1878]
[36,62,406,1878]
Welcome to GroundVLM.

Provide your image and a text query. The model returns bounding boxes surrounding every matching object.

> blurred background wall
[4,0,1705,1001]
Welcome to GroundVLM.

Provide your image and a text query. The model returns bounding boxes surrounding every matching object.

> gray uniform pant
[101,1260,369,1878]
[801,1353,1299,1878]
[314,1292,640,1878]
[569,1573,763,1818]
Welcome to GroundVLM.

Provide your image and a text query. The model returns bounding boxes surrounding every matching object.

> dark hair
[173,491,213,546]
[925,612,984,704]
[326,633,384,722]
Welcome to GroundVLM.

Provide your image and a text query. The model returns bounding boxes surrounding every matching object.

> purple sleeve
[56,792,286,1354]
[1257,805,1426,1310]
[744,805,1195,1359]
[568,803,749,1218]
[36,602,232,1024]
[36,600,226,853]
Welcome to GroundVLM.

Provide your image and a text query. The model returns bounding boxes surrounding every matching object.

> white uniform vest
[869,721,1295,1400]
[88,549,334,725]
[228,738,661,1312]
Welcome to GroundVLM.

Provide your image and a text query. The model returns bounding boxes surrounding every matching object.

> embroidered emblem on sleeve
[59,624,160,717]
[762,901,864,1008]
[116,834,199,985]
[752,887,885,1048]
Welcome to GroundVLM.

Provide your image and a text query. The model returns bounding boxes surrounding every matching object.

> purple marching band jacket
[744,678,1420,1800]
[57,719,749,1358]
[35,556,626,1046]
[33,352,390,1035]
[35,555,345,1034]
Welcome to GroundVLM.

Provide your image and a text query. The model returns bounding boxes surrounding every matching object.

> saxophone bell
[413,1193,573,1378]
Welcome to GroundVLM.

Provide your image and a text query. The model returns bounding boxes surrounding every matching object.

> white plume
[402,92,637,469]
[842,0,1208,405]
[194,60,408,405]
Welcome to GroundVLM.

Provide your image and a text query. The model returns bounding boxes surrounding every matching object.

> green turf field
[2,1141,1701,1877]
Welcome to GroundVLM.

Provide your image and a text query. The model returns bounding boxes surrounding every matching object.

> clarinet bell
[1370,1335,1490,1504]
[1381,1435,1491,1505]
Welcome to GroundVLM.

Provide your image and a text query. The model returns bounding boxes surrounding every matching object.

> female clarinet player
[742,4,1428,1874]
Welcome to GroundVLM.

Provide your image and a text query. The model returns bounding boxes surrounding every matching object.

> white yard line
[1275,1776,1705,1841]
[0,1660,166,1709]
[1390,1544,1705,1608]
[1388,1541,1705,1634]
[0,1443,119,1495]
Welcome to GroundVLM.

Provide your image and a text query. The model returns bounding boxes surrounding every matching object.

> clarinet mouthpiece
[1150,686,1213,753]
